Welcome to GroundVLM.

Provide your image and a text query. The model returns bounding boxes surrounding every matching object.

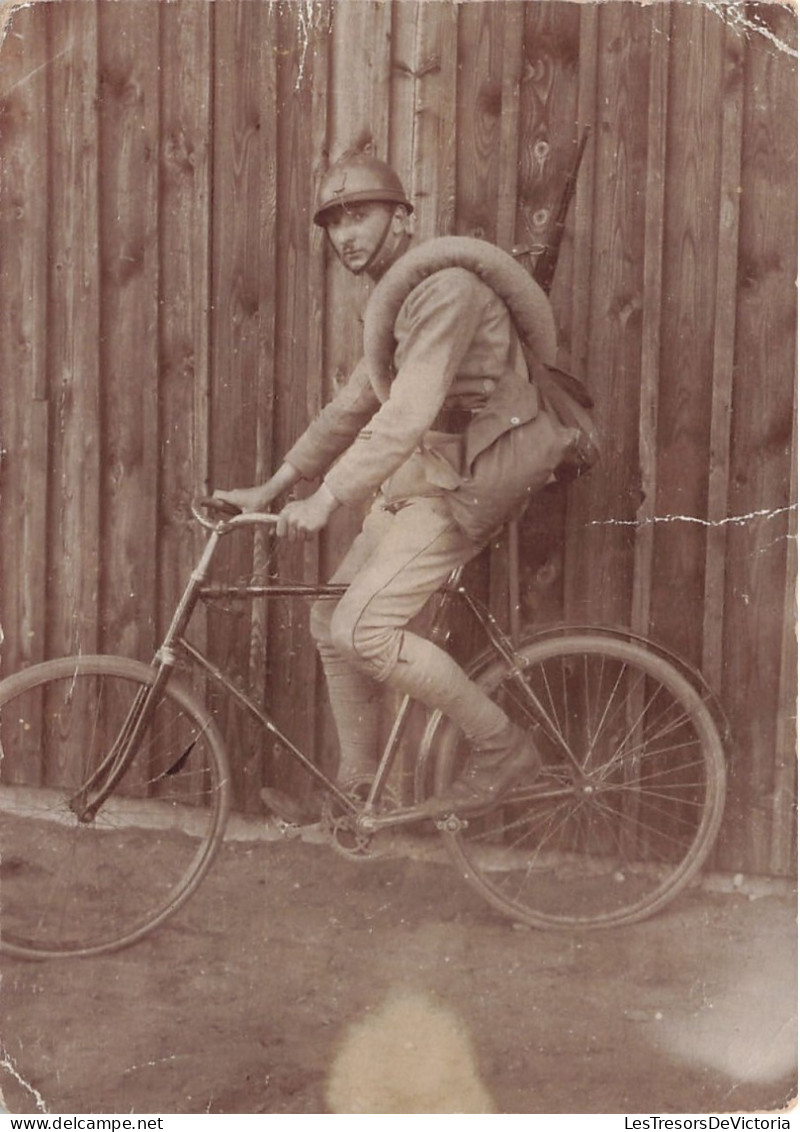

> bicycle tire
[420,633,726,929]
[0,655,231,959]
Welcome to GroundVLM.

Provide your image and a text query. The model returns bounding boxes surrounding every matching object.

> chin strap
[329,207,397,277]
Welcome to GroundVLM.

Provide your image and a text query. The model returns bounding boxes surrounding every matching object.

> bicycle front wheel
[0,655,230,959]
[423,634,726,929]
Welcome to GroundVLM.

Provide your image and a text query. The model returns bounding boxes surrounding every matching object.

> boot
[260,786,321,826]
[426,724,542,813]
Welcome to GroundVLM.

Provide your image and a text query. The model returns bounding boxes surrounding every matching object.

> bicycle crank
[320,776,399,861]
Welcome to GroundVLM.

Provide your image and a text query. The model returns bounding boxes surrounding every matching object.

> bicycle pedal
[274,818,303,840]
[435,813,469,833]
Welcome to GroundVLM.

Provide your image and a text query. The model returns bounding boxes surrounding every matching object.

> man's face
[323,201,407,276]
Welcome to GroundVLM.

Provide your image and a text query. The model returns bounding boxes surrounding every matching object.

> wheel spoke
[0,657,230,958]
[434,634,726,928]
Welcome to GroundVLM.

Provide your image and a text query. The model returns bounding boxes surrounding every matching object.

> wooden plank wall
[0,0,796,874]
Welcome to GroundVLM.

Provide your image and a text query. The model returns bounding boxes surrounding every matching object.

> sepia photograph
[0,0,796,1118]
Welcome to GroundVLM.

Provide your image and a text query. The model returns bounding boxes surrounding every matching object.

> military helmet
[313,152,413,226]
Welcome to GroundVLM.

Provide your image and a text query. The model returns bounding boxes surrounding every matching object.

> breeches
[309,495,479,682]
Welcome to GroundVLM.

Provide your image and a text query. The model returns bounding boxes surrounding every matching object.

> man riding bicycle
[216,149,560,811]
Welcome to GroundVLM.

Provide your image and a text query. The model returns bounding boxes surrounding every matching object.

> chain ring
[321,776,399,861]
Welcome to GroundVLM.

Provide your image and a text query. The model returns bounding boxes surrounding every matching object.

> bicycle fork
[68,675,169,823]
[69,527,224,823]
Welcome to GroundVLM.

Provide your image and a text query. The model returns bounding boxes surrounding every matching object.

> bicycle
[0,498,727,959]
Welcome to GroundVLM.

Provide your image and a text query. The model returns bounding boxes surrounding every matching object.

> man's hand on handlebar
[213,461,305,518]
[276,484,339,542]
[211,465,339,540]
[213,485,277,514]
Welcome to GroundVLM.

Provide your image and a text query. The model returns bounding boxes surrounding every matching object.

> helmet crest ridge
[314,151,413,227]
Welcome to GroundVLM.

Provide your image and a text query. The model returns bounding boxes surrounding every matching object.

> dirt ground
[0,820,796,1116]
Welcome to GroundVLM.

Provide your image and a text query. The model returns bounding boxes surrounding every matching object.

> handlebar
[192,497,279,532]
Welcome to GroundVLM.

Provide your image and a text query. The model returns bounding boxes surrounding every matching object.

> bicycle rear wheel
[422,633,726,928]
[0,655,230,958]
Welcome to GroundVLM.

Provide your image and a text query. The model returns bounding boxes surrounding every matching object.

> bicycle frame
[163,508,547,822]
[70,504,567,830]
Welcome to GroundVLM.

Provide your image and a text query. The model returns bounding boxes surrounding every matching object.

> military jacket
[285,266,540,517]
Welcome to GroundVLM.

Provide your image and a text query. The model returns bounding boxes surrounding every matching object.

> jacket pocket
[419,433,464,490]
[383,433,464,502]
